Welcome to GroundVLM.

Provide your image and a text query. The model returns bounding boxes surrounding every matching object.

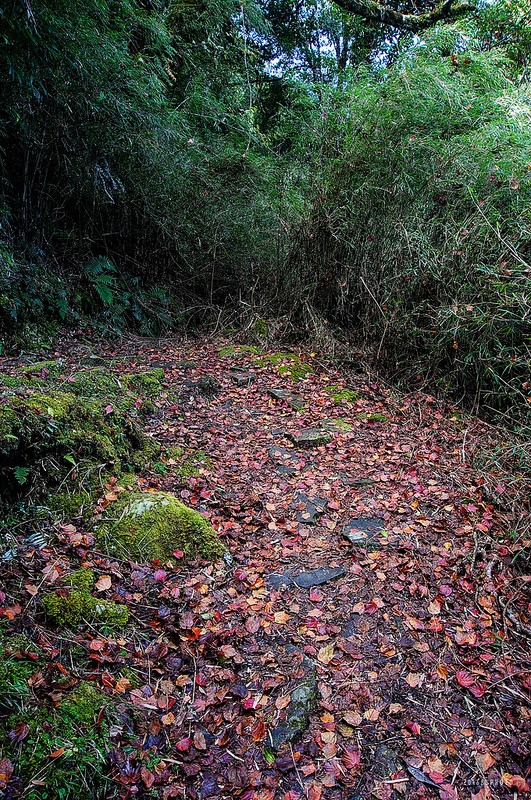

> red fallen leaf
[456,670,487,698]
[428,771,445,784]
[342,746,361,769]
[245,615,261,634]
[89,639,106,651]
[172,549,184,559]
[284,792,301,800]
[310,588,323,602]
[242,695,261,710]
[406,721,421,735]
[49,747,65,758]
[8,722,30,743]
[175,737,192,752]
[104,404,113,415]
[502,773,530,792]
[307,784,322,800]
[0,758,13,790]
[153,569,167,582]
[251,719,266,742]
[454,630,478,646]
[472,787,492,800]
[2,605,22,619]
[141,767,155,789]
[439,784,459,800]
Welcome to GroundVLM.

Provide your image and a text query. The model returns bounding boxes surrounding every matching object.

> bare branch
[331,0,475,31]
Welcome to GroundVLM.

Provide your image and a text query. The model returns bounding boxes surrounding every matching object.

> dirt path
[2,336,530,800]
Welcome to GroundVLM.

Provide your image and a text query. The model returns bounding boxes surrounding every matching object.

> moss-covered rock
[96,491,225,563]
[42,569,129,628]
[0,380,158,512]
[47,491,89,519]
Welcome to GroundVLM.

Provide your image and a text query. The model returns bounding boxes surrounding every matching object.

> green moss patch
[5,681,112,799]
[255,352,313,381]
[42,569,129,628]
[356,412,391,423]
[96,491,225,563]
[321,418,353,432]
[0,631,42,712]
[324,384,360,404]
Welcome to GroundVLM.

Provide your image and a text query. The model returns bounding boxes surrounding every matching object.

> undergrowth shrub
[284,26,531,429]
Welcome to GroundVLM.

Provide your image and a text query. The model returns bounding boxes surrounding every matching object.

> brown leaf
[95,575,112,592]
[475,751,496,773]
[245,615,261,634]
[275,694,291,710]
[141,767,155,788]
[317,644,334,665]
[342,710,362,727]
[0,757,14,790]
[193,730,207,751]
[8,722,30,743]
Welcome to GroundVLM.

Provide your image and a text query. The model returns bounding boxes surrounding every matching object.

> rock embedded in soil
[179,376,220,401]
[287,428,332,448]
[268,388,305,411]
[374,743,400,779]
[267,445,302,474]
[230,370,256,386]
[270,652,317,749]
[291,491,327,524]
[292,566,345,587]
[268,566,345,589]
[343,517,385,547]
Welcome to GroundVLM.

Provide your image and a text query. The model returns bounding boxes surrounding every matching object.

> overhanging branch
[331,0,475,31]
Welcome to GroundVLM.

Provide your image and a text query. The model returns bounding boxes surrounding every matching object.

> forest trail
[2,336,530,800]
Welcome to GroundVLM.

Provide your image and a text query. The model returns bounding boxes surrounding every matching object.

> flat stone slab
[343,517,385,546]
[268,388,305,411]
[291,492,326,524]
[287,429,332,448]
[268,566,345,590]
[179,376,220,400]
[267,446,302,477]
[230,371,256,386]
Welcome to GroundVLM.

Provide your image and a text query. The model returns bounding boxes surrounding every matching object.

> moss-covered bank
[0,363,163,516]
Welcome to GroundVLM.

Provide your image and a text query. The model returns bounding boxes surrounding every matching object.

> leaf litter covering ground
[1,336,531,800]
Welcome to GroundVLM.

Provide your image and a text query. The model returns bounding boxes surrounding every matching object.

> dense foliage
[1,0,530,425]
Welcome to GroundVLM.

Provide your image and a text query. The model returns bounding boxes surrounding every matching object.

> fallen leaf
[502,774,530,792]
[317,644,335,665]
[342,746,361,770]
[95,575,112,591]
